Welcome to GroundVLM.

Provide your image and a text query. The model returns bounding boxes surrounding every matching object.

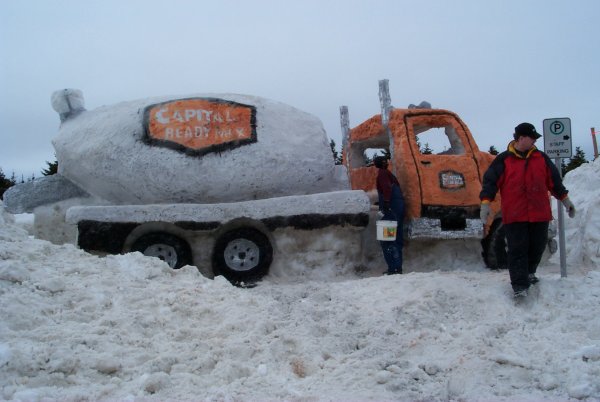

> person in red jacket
[374,156,405,275]
[479,122,576,297]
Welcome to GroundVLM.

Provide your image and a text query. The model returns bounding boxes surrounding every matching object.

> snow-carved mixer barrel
[4,89,370,284]
[53,90,348,204]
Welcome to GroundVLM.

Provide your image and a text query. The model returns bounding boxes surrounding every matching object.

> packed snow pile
[550,157,600,268]
[1,160,600,401]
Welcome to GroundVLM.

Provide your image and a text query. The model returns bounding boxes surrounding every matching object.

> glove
[562,197,576,218]
[480,202,490,223]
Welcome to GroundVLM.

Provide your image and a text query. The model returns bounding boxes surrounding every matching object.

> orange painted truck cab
[344,106,498,240]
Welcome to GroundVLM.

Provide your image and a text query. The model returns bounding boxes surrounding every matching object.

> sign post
[592,127,598,160]
[543,118,572,278]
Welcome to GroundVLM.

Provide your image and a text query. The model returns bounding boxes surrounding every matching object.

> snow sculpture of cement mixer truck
[4,81,557,282]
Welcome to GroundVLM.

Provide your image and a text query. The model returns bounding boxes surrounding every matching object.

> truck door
[405,113,482,210]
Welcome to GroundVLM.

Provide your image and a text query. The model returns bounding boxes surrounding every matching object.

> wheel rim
[223,238,260,272]
[143,244,178,268]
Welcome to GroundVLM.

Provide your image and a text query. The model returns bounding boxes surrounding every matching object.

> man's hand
[562,197,576,218]
[480,203,491,223]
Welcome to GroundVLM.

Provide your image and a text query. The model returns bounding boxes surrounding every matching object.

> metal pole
[377,79,396,165]
[554,157,567,277]
[378,79,392,129]
[339,106,350,167]
[591,127,598,160]
[340,106,350,150]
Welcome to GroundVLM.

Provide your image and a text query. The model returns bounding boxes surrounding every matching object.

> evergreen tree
[564,147,587,175]
[421,143,433,155]
[416,137,422,152]
[18,173,35,183]
[329,139,343,165]
[42,158,58,176]
[488,145,499,155]
[0,169,16,199]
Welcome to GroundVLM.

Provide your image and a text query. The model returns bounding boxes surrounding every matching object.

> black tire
[481,219,508,270]
[212,228,273,283]
[131,233,192,269]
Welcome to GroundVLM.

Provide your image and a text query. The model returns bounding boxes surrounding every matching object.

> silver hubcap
[143,244,178,268]
[224,238,260,272]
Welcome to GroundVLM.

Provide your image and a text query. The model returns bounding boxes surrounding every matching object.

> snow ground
[1,159,599,401]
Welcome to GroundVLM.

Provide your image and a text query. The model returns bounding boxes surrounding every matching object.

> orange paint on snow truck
[341,81,555,269]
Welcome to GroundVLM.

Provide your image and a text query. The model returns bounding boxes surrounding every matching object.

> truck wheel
[131,233,192,269]
[213,228,273,283]
[481,219,507,270]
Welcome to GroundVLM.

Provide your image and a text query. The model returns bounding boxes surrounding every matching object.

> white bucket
[376,220,397,241]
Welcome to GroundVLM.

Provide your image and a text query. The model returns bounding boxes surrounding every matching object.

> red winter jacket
[376,168,400,203]
[479,142,568,224]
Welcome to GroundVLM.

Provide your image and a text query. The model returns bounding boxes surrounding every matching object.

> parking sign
[543,118,572,158]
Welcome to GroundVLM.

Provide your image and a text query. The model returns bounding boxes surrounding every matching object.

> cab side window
[415,125,466,156]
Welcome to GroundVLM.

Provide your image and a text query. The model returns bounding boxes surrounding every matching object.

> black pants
[378,185,405,273]
[503,221,549,291]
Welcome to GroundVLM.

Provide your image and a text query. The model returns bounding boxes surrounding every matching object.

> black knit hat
[514,122,542,140]
[373,156,388,168]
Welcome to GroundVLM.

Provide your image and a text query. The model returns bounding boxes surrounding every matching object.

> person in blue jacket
[374,156,405,275]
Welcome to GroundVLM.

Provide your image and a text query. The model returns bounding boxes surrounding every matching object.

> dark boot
[513,287,529,298]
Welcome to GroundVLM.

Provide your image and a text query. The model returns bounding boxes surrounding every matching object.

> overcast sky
[1,0,599,179]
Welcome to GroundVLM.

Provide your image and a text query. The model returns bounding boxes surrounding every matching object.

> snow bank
[1,160,599,401]
[0,201,14,226]
[550,158,600,267]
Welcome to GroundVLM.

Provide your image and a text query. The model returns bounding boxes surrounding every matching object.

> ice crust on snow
[1,160,600,401]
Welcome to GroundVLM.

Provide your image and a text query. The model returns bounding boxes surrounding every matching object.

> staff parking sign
[543,118,572,158]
